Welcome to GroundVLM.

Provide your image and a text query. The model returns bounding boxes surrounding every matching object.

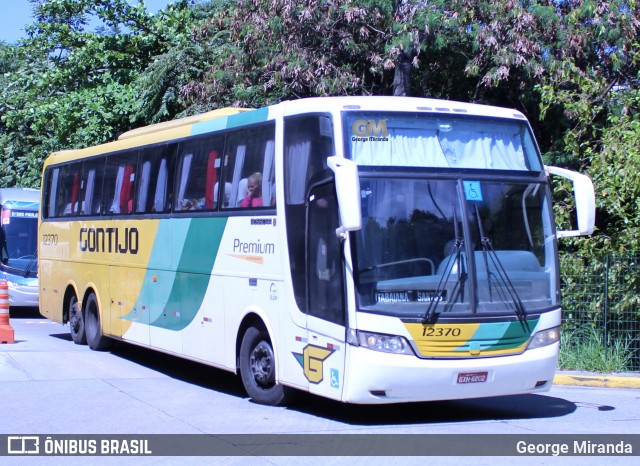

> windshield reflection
[353,177,557,318]
[1,210,38,276]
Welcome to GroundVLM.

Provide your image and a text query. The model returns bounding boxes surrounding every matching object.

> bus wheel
[68,294,86,345]
[240,326,288,406]
[84,292,111,351]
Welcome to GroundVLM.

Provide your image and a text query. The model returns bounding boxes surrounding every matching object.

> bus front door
[305,181,347,401]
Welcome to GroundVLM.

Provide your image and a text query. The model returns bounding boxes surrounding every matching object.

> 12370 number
[422,326,462,337]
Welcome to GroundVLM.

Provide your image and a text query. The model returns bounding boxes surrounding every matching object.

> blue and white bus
[0,188,39,308]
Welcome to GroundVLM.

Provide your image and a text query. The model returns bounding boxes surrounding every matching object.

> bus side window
[80,158,106,216]
[222,123,275,210]
[56,165,82,217]
[45,168,60,218]
[175,136,224,211]
[103,153,138,215]
[136,145,175,214]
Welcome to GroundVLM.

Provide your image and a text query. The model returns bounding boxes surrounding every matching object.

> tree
[0,0,196,187]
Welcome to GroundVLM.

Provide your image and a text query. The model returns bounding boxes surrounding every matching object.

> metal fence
[560,254,640,371]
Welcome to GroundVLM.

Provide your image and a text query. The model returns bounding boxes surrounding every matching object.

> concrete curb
[554,372,640,389]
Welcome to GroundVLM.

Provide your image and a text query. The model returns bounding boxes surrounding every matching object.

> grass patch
[558,328,632,373]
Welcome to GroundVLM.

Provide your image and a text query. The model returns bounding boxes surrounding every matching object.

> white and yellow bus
[39,97,595,405]
[0,188,39,308]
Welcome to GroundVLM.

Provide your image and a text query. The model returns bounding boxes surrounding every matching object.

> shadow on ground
[76,336,580,427]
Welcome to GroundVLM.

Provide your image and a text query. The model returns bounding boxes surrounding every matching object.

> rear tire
[239,326,289,406]
[84,292,111,351]
[68,294,86,345]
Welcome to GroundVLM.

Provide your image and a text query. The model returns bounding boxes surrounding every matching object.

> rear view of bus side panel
[40,221,112,325]
[39,221,77,323]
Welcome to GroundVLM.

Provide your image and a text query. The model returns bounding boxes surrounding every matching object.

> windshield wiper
[24,251,38,278]
[474,205,528,328]
[423,208,466,324]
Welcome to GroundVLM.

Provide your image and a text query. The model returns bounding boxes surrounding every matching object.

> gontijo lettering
[79,227,139,254]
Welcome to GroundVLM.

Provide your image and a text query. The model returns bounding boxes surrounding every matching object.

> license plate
[457,371,488,384]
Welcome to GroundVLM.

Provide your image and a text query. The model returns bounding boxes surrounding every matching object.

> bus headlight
[527,326,560,350]
[350,330,414,355]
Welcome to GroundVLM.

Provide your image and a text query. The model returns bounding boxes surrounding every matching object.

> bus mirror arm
[546,165,596,238]
[327,156,362,238]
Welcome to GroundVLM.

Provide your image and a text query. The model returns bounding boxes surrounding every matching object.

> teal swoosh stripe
[124,217,227,331]
[451,317,539,353]
[190,107,269,136]
[152,217,227,330]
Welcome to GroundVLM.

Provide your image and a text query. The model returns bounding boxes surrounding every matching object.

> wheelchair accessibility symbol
[330,368,340,389]
[463,181,483,202]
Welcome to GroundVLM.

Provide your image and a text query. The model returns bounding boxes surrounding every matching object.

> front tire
[84,292,111,351]
[68,294,86,345]
[239,326,288,406]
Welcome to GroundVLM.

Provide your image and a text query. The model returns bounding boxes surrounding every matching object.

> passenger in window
[240,172,263,208]
[179,198,200,210]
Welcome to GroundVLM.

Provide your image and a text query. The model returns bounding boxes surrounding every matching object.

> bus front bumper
[341,343,558,404]
[6,280,39,308]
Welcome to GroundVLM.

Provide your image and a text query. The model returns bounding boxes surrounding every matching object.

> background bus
[0,188,40,309]
[38,97,594,405]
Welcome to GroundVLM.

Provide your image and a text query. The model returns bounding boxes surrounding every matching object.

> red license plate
[457,371,488,384]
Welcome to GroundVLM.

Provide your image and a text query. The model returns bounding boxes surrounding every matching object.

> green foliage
[558,327,632,373]
[179,0,400,109]
[560,253,640,372]
[0,0,196,187]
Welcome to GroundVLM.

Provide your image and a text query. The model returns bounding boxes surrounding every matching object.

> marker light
[527,326,561,350]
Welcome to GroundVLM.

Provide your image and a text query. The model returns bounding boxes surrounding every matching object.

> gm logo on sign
[8,436,40,454]
[352,120,389,141]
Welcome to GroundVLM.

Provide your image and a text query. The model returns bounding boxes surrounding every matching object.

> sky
[1,0,177,44]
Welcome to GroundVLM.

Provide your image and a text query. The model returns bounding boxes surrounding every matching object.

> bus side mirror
[546,165,596,238]
[327,156,362,238]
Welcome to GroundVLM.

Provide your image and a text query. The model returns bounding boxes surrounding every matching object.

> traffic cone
[0,279,14,344]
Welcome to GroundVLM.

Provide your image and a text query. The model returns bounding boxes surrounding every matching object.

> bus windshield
[354,177,557,318]
[1,207,39,277]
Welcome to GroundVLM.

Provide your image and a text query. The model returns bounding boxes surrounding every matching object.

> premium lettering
[233,238,275,255]
[79,227,139,254]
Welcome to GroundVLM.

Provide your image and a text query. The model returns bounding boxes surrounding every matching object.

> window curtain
[351,128,447,167]
[205,150,218,209]
[110,166,125,214]
[177,154,193,205]
[82,169,95,215]
[137,160,151,213]
[154,159,168,212]
[285,139,311,205]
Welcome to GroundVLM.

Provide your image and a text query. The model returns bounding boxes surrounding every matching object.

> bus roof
[43,96,529,167]
[271,96,528,121]
[117,107,254,140]
[44,107,255,166]
[0,188,40,205]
